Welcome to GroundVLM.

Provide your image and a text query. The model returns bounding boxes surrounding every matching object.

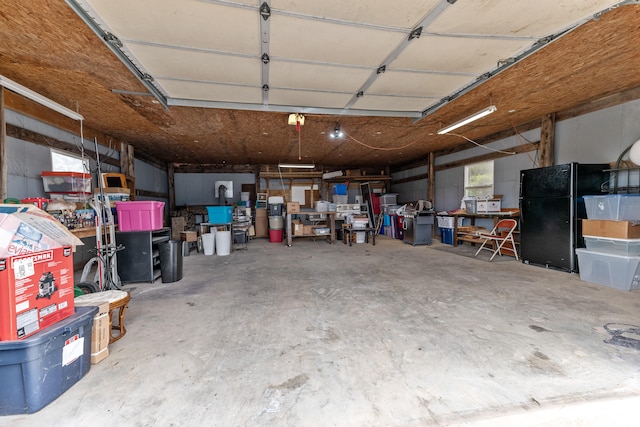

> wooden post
[539,113,555,167]
[428,152,435,204]
[0,87,6,201]
[120,142,136,199]
[168,163,175,212]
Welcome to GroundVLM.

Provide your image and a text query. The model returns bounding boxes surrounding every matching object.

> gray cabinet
[116,228,170,283]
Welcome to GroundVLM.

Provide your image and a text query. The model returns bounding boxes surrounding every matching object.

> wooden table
[451,210,519,247]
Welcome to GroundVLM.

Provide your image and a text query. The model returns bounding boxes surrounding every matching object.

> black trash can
[159,240,183,283]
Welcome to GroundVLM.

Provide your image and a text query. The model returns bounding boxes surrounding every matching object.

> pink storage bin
[115,201,165,231]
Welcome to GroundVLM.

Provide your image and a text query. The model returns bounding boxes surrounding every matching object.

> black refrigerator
[519,163,608,272]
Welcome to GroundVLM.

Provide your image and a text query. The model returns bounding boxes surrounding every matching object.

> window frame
[464,160,494,198]
[50,149,90,174]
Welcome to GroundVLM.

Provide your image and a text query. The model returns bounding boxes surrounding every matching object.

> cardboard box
[71,301,110,364]
[0,247,75,341]
[255,208,268,217]
[292,219,304,236]
[287,202,300,213]
[582,220,640,239]
[255,216,268,237]
[181,231,197,242]
[171,217,186,240]
[303,225,314,235]
[0,204,83,257]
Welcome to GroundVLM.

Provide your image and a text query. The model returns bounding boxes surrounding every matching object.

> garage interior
[2,0,640,425]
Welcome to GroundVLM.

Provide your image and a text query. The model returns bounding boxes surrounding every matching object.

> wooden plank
[120,142,135,177]
[6,124,120,168]
[168,163,175,213]
[435,142,539,172]
[539,114,555,167]
[173,163,256,174]
[428,152,435,203]
[136,189,168,199]
[1,87,6,200]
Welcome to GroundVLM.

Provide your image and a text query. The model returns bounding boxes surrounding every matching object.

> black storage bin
[159,240,183,283]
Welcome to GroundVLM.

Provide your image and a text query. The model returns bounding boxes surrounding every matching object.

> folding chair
[474,219,519,261]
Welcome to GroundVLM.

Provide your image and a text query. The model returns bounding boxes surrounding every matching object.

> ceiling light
[0,74,84,121]
[329,124,344,138]
[278,163,315,169]
[437,105,497,135]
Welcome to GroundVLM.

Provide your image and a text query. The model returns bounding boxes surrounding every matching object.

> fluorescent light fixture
[0,74,84,121]
[278,163,315,169]
[437,105,496,135]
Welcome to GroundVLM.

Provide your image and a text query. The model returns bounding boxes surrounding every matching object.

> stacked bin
[268,203,284,242]
[576,195,640,290]
[436,216,463,245]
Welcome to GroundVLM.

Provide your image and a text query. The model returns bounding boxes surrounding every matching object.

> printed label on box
[12,256,35,280]
[16,308,39,338]
[62,335,84,366]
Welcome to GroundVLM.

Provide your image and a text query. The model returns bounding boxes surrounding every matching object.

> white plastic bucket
[240,192,250,201]
[202,233,215,255]
[216,230,231,256]
[356,231,366,244]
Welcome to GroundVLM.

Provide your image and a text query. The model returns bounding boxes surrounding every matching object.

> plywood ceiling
[1,0,639,169]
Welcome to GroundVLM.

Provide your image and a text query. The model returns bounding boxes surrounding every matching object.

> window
[51,149,89,173]
[465,160,494,198]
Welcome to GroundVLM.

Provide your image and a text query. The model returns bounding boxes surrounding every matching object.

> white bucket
[202,233,215,255]
[356,231,366,244]
[216,230,232,256]
[241,192,250,201]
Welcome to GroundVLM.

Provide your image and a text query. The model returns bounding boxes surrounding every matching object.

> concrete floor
[2,236,640,426]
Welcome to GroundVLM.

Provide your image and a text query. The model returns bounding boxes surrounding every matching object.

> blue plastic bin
[441,228,454,245]
[332,184,347,195]
[206,206,233,223]
[0,306,97,415]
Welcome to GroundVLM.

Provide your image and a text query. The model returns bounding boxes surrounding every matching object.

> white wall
[390,165,428,203]
[424,99,640,214]
[174,173,255,206]
[5,110,119,200]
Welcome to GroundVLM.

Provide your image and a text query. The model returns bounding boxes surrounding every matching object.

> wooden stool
[75,290,131,344]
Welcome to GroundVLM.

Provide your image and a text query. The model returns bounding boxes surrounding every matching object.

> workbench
[285,211,337,246]
[450,210,519,247]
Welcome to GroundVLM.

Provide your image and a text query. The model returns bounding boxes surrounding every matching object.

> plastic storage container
[206,206,233,224]
[268,216,283,229]
[115,201,164,231]
[583,194,640,221]
[0,306,97,415]
[437,216,464,229]
[576,248,640,291]
[41,172,92,194]
[379,194,398,206]
[441,228,454,245]
[583,236,640,256]
[269,229,283,243]
[332,184,347,195]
